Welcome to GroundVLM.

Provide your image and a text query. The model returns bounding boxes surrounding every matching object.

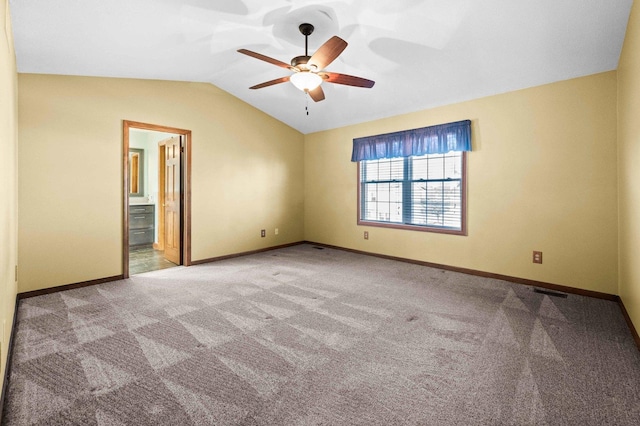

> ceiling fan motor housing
[291,55,316,71]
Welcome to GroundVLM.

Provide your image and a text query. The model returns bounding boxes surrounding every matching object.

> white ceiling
[9,0,633,134]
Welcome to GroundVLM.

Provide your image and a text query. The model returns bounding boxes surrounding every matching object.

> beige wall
[618,1,640,333]
[18,74,305,293]
[0,0,18,398]
[305,72,618,294]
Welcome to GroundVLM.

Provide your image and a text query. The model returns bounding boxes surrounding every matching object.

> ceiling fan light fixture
[290,71,322,92]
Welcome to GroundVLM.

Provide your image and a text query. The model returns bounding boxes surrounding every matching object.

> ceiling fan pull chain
[305,94,309,116]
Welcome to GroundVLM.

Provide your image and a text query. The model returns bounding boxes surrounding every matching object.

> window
[358,151,466,235]
[352,119,471,235]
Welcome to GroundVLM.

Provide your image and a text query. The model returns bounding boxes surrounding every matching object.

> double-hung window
[352,120,471,235]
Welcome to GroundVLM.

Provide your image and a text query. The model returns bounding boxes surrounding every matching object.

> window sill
[357,219,467,236]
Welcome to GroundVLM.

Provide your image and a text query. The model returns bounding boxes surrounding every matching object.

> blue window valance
[351,119,472,162]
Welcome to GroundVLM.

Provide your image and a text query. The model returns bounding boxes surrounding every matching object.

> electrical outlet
[275,228,279,235]
[364,231,369,240]
[261,229,266,238]
[533,251,543,264]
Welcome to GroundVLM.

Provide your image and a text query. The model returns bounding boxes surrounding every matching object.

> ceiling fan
[237,23,375,102]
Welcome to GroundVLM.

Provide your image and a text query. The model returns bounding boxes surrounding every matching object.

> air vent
[533,288,568,298]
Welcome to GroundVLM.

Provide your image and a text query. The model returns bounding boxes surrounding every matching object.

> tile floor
[129,245,178,275]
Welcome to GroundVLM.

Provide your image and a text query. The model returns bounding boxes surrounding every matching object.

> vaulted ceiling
[9,0,633,134]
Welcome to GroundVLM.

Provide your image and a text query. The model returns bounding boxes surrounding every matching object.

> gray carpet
[3,244,640,425]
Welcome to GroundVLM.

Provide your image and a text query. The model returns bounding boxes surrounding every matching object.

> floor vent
[313,246,325,250]
[533,288,568,298]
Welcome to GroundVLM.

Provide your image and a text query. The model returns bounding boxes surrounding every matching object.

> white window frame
[357,152,467,236]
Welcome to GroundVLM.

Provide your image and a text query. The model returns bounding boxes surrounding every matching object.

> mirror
[129,148,144,197]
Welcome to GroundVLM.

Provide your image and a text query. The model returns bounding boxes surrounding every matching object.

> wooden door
[164,136,181,264]
[156,143,166,252]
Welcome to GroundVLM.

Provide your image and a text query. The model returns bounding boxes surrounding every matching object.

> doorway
[123,120,192,278]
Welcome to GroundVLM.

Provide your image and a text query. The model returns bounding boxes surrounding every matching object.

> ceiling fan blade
[237,49,292,69]
[322,72,375,88]
[308,36,348,70]
[249,76,290,89]
[307,86,325,102]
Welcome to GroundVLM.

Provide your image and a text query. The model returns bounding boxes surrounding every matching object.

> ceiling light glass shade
[290,71,322,91]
